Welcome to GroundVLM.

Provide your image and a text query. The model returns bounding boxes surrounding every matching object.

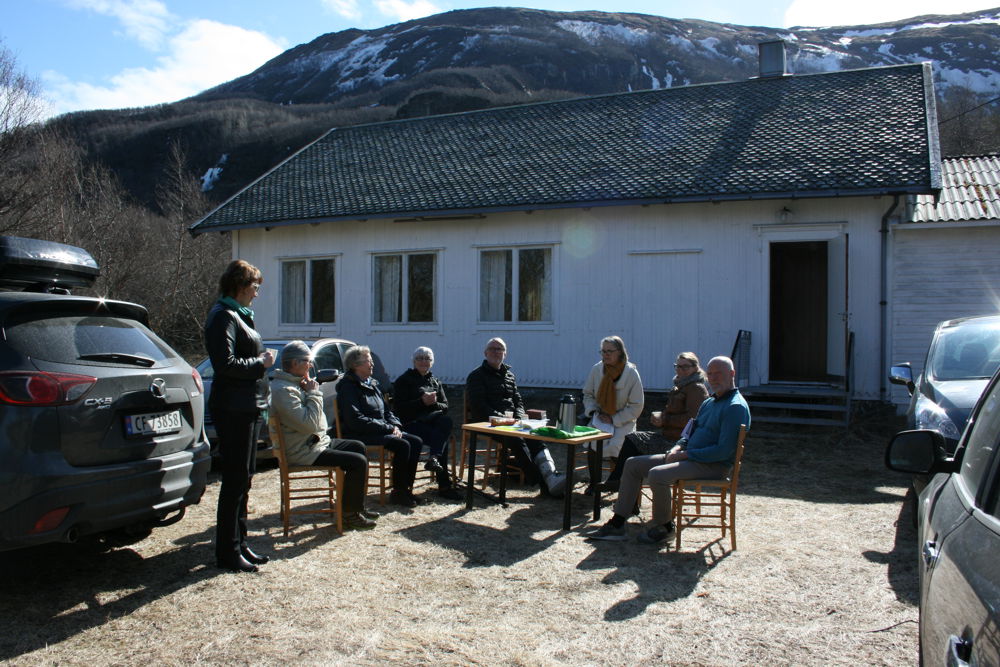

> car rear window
[929,321,1000,381]
[5,314,175,365]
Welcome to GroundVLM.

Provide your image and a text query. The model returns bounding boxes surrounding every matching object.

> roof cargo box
[0,235,100,291]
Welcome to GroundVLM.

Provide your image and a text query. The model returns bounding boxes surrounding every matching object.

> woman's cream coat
[581,361,644,457]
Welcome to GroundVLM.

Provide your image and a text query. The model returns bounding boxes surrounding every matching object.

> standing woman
[338,345,425,507]
[204,259,274,573]
[581,335,644,489]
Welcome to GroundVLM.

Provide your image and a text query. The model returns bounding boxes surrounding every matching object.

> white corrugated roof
[910,155,1000,222]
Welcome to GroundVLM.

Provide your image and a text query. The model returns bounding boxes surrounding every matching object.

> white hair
[413,346,434,361]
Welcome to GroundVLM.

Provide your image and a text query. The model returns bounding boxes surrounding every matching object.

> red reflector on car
[192,368,203,394]
[0,371,97,406]
[30,506,71,534]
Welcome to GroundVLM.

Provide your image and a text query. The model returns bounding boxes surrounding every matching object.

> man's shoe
[408,492,426,505]
[216,554,259,573]
[437,487,462,501]
[344,512,377,530]
[360,508,382,520]
[637,522,675,544]
[424,457,444,473]
[389,490,417,507]
[240,545,270,565]
[585,521,628,541]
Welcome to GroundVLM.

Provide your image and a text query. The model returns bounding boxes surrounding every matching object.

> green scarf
[219,295,254,320]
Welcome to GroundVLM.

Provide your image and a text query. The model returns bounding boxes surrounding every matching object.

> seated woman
[270,341,377,530]
[393,346,461,500]
[581,336,644,490]
[337,345,424,508]
[599,351,708,492]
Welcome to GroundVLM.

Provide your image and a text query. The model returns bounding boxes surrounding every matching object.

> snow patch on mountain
[555,20,651,45]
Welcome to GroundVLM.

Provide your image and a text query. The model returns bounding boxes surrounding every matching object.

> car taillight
[30,507,70,534]
[192,368,204,394]
[0,371,97,406]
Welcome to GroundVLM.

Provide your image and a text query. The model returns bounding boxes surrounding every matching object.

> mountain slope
[52,7,1000,210]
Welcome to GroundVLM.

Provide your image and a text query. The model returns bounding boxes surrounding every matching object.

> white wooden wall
[232,196,891,397]
[888,221,1000,407]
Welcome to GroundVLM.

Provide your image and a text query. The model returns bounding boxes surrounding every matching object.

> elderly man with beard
[586,356,750,545]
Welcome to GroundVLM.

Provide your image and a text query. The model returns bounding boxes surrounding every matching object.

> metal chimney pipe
[758,40,788,78]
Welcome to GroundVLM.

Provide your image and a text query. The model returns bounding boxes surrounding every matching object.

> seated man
[466,337,566,497]
[270,340,378,530]
[587,356,750,544]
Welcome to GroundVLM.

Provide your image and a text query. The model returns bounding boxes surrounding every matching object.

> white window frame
[476,243,555,327]
[370,249,439,326]
[278,254,339,326]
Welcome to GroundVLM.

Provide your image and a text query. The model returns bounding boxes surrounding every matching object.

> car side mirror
[885,429,957,475]
[888,363,915,395]
[316,369,340,384]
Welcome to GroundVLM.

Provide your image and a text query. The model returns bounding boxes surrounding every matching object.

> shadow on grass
[397,499,564,568]
[861,485,920,605]
[577,537,731,621]
[0,525,222,662]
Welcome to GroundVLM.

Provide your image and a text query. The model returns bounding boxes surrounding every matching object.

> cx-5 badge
[150,378,167,400]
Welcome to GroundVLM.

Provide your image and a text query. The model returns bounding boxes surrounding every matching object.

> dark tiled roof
[191,63,940,233]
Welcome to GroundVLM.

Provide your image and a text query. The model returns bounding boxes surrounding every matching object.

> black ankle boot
[240,545,270,565]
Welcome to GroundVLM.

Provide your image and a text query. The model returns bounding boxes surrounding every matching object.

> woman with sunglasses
[598,351,708,493]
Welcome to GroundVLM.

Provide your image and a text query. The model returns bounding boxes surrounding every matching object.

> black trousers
[213,407,263,562]
[402,416,454,489]
[492,434,546,485]
[312,438,368,513]
[364,432,423,491]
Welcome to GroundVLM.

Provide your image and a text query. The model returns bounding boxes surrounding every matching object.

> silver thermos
[558,394,576,432]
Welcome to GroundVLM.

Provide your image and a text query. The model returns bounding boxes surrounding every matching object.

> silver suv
[0,236,210,551]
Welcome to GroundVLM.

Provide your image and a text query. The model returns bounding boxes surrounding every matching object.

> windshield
[928,320,1000,381]
[5,314,175,366]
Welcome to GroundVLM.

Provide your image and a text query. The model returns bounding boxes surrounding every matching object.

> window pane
[480,250,512,321]
[309,259,335,323]
[374,255,402,323]
[960,382,1000,501]
[281,261,306,323]
[518,248,551,321]
[408,254,435,322]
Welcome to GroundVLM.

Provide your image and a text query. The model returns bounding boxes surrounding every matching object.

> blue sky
[2,0,996,117]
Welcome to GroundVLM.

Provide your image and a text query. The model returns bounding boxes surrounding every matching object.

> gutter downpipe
[880,195,901,402]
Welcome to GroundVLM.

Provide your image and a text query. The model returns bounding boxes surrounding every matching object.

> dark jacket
[392,367,449,425]
[466,360,524,422]
[661,379,710,440]
[337,370,401,438]
[204,301,268,413]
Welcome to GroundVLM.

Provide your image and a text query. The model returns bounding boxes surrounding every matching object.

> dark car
[885,366,1000,666]
[196,338,390,456]
[890,314,1000,456]
[0,236,210,551]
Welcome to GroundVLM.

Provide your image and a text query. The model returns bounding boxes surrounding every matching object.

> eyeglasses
[486,346,505,352]
[250,282,261,292]
[674,363,694,369]
[414,356,432,361]
[600,348,618,355]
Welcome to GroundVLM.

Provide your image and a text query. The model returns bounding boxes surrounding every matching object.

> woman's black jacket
[204,301,268,413]
[337,370,401,437]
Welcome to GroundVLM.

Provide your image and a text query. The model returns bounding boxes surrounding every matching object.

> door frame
[755,222,850,386]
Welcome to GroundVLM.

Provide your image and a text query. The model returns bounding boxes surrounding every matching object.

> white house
[888,154,1000,407]
[191,56,941,408]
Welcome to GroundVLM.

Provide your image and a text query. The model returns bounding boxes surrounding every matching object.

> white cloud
[374,0,441,22]
[783,1,996,28]
[66,0,172,50]
[321,0,362,21]
[43,19,285,115]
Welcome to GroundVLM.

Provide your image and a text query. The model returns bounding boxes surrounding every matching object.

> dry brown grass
[0,415,917,666]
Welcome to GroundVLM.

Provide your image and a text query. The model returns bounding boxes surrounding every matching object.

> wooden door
[769,241,828,381]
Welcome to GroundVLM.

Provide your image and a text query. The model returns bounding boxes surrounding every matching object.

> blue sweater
[683,389,750,465]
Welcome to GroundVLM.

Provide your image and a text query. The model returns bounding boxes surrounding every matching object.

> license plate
[125,410,182,436]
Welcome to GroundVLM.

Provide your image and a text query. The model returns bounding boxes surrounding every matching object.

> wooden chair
[332,395,393,505]
[268,414,344,537]
[458,391,524,489]
[672,425,747,551]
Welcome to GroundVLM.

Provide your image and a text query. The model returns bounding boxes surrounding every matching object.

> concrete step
[749,400,848,412]
[753,415,847,427]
